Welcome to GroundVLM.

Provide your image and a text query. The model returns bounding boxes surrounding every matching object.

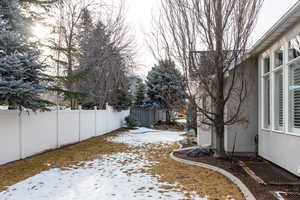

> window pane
[274,70,284,131]
[264,76,270,129]
[288,36,300,61]
[263,57,270,73]
[274,47,283,67]
[289,61,300,133]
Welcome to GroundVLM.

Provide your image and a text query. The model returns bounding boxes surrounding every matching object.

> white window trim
[270,52,275,131]
[261,56,271,130]
[260,41,300,136]
[271,47,285,132]
[283,43,289,133]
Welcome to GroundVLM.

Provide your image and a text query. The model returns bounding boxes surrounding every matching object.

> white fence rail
[0,106,129,165]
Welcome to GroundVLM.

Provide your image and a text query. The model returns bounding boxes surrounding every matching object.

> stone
[187,147,209,157]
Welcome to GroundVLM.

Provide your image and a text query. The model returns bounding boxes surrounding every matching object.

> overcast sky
[124,0,299,77]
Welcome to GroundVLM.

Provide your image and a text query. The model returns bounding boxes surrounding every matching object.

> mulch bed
[246,162,300,186]
[174,150,300,200]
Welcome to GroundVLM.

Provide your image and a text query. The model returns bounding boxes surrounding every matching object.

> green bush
[125,116,138,128]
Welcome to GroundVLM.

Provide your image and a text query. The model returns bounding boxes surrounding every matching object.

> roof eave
[249,0,300,57]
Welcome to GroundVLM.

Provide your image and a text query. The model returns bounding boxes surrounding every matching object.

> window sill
[286,132,300,137]
[260,129,300,137]
[272,130,285,134]
[261,128,271,132]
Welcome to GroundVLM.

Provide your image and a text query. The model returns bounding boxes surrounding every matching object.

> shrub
[125,116,138,128]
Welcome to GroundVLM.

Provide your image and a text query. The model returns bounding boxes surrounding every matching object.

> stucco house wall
[257,20,300,177]
[197,59,258,155]
[225,59,258,155]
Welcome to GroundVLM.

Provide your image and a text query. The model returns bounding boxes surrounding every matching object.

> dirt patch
[0,129,128,192]
[174,150,300,200]
[143,144,245,200]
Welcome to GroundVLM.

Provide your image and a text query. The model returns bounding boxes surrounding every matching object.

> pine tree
[146,59,186,122]
[134,82,145,107]
[110,87,133,111]
[0,0,49,111]
[77,8,94,62]
[47,2,91,109]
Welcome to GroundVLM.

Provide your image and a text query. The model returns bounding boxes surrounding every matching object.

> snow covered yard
[0,128,200,200]
[0,128,243,200]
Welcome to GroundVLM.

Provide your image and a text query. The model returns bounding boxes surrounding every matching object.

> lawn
[0,128,244,200]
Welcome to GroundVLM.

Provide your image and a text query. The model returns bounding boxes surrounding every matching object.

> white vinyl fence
[0,106,129,165]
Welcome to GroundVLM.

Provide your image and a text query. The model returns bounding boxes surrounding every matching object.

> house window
[263,76,270,128]
[274,47,284,67]
[289,61,300,133]
[288,36,300,61]
[274,70,284,131]
[263,56,271,129]
[264,57,270,73]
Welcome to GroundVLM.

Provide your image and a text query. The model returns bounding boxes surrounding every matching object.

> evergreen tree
[77,8,94,70]
[110,87,133,111]
[47,2,91,109]
[134,82,145,107]
[0,0,49,111]
[146,59,186,122]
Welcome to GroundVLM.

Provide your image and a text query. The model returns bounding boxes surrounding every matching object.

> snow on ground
[108,127,184,147]
[0,128,206,200]
[176,119,187,123]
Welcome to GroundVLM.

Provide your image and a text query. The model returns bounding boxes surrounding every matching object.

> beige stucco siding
[224,59,259,155]
[197,59,259,155]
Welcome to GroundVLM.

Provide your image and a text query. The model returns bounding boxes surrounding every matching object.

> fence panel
[0,107,129,165]
[22,112,57,158]
[96,109,107,135]
[130,107,166,127]
[59,110,80,146]
[80,110,95,140]
[0,111,20,164]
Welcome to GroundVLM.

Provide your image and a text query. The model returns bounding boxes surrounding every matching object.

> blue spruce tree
[146,59,186,122]
[0,0,49,111]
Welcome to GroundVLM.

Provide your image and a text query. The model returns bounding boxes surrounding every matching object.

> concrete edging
[170,150,256,200]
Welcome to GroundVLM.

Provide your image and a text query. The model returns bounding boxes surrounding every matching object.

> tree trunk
[213,0,227,159]
[214,125,227,158]
[166,110,171,124]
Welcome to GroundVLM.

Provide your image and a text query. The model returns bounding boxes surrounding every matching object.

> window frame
[272,47,285,132]
[273,68,284,131]
[260,39,300,136]
[287,60,300,134]
[261,55,271,130]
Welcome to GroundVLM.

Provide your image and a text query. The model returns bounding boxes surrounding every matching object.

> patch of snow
[109,128,184,147]
[0,128,206,200]
[0,152,205,200]
[176,119,187,123]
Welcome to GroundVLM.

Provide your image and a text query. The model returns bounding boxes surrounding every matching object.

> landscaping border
[170,149,256,200]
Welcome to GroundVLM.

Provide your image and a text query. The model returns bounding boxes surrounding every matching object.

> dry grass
[142,144,245,200]
[0,129,128,191]
[0,129,245,200]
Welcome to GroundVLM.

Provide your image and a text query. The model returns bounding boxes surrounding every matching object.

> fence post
[56,106,60,148]
[79,105,82,142]
[94,106,97,136]
[18,112,23,159]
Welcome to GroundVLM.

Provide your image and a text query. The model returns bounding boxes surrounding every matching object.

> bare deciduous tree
[75,2,136,109]
[48,0,135,109]
[150,0,263,158]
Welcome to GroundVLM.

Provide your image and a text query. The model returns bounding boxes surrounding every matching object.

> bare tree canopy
[46,0,135,110]
[151,0,263,157]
